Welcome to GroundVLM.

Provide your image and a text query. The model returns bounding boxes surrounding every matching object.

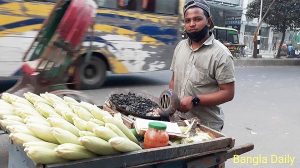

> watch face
[192,97,200,106]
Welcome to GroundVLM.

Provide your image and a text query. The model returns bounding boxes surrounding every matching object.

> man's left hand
[178,96,193,112]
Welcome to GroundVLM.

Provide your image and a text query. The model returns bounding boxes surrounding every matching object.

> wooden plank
[46,137,233,168]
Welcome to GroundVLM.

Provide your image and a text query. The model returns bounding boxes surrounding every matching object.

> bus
[0,0,240,89]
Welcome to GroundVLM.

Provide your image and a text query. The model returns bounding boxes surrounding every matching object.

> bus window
[141,0,155,12]
[96,0,118,9]
[117,0,137,10]
[154,0,178,15]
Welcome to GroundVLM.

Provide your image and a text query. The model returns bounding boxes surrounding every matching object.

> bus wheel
[73,56,107,90]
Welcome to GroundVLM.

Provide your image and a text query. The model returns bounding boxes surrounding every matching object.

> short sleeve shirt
[170,34,235,131]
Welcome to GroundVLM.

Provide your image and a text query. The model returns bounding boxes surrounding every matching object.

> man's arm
[179,82,235,112]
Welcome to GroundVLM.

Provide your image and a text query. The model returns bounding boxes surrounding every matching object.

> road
[1,66,300,168]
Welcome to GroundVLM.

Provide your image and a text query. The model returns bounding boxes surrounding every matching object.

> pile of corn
[0,92,141,164]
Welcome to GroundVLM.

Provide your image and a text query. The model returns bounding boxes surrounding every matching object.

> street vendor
[168,0,235,131]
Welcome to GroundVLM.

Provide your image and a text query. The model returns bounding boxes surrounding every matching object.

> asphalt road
[1,66,299,168]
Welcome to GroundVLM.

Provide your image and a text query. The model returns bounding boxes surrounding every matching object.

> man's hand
[178,96,193,112]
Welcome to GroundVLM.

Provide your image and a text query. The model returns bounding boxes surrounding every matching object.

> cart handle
[226,143,254,159]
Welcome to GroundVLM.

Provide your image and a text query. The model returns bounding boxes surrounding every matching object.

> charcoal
[109,92,160,116]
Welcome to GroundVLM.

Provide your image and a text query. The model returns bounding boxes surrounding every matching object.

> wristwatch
[192,96,201,106]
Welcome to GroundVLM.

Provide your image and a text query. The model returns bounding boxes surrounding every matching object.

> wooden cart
[6,123,253,168]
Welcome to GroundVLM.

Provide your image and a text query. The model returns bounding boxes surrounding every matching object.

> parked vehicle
[0,0,181,89]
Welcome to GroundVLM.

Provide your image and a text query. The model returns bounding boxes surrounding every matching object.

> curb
[234,58,300,66]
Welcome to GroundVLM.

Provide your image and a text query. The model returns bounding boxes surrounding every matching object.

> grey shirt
[170,34,235,131]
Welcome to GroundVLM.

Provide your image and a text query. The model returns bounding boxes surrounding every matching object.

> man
[169,0,235,131]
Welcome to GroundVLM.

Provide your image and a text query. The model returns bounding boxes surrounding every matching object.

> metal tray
[107,89,164,120]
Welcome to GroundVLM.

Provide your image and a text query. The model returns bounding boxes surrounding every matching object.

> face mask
[186,26,209,42]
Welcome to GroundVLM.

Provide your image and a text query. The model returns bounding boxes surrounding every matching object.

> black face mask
[186,26,209,42]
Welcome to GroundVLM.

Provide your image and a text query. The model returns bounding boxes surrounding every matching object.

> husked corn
[47,117,79,136]
[24,92,49,105]
[89,118,104,126]
[79,131,96,137]
[40,93,64,105]
[24,116,50,126]
[109,137,142,152]
[105,123,128,139]
[52,102,70,116]
[51,127,80,145]
[14,107,42,119]
[103,116,138,144]
[70,104,93,121]
[34,102,60,118]
[0,108,15,117]
[73,117,88,131]
[86,121,101,132]
[93,126,118,141]
[0,119,24,128]
[79,136,119,155]
[55,143,96,160]
[80,102,112,121]
[27,123,59,144]
[0,100,13,110]
[7,125,34,135]
[1,115,22,122]
[63,96,79,104]
[23,141,58,149]
[9,132,42,145]
[26,146,66,164]
[2,93,32,106]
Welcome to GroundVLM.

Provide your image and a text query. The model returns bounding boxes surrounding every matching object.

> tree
[246,0,300,58]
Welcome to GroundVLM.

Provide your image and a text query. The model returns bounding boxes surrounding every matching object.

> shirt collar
[187,32,215,51]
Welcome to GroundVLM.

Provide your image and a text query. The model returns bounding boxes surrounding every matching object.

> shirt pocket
[189,65,211,86]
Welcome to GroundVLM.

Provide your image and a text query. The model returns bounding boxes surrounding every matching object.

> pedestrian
[168,0,235,131]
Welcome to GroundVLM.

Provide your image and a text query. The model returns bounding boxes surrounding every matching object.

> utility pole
[252,0,276,58]
[253,0,263,58]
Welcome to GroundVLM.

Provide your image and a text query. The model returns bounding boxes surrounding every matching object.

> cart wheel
[72,56,107,90]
